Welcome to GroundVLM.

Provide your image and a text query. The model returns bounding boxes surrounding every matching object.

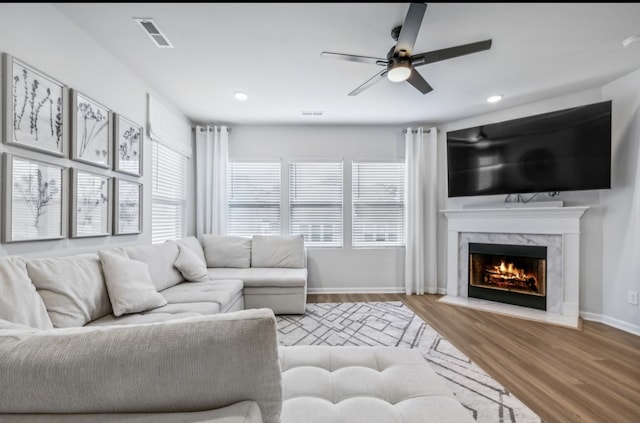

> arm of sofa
[0,309,282,423]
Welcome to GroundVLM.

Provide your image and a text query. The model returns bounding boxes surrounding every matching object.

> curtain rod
[402,128,439,134]
[196,126,232,133]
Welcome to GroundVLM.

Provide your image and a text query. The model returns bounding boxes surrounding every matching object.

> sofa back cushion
[203,235,252,268]
[0,256,52,329]
[26,254,112,328]
[125,242,184,291]
[251,235,305,268]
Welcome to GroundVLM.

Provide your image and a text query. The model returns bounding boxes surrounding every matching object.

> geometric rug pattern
[277,301,542,423]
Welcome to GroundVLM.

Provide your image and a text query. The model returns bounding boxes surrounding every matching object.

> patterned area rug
[277,301,542,423]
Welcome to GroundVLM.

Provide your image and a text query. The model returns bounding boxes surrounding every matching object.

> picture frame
[113,113,143,176]
[71,89,112,169]
[2,54,68,157]
[2,153,66,242]
[70,168,111,238]
[113,178,142,235]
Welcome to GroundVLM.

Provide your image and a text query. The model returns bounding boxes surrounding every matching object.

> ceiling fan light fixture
[387,62,411,82]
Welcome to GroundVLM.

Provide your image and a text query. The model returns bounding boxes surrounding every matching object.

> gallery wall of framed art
[0,50,147,246]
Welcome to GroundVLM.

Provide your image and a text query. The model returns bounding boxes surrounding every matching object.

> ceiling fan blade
[348,69,388,96]
[411,39,493,67]
[406,70,433,94]
[394,3,427,56]
[321,52,388,66]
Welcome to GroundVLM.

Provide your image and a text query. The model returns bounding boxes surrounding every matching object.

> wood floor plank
[306,293,640,423]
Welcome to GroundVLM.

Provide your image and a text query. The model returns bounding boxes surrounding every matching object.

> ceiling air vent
[301,111,324,117]
[134,18,174,48]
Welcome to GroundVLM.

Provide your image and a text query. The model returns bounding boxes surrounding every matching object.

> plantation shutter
[289,160,343,247]
[227,161,281,236]
[352,160,405,247]
[151,140,187,243]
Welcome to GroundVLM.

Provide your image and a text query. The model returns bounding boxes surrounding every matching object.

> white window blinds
[352,160,405,247]
[289,161,343,247]
[227,161,281,236]
[151,140,187,243]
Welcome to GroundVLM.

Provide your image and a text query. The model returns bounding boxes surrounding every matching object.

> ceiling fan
[321,3,492,96]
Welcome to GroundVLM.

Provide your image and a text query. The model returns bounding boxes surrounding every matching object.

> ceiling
[54,2,640,126]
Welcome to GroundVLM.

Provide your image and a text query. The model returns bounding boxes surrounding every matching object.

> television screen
[446,100,612,198]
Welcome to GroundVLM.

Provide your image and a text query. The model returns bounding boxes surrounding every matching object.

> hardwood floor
[307,293,640,423]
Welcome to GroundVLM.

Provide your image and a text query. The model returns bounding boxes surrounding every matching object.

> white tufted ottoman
[279,345,474,423]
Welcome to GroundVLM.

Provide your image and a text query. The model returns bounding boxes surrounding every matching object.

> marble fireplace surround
[440,205,589,329]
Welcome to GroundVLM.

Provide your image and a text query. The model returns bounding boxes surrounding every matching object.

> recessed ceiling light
[234,92,248,101]
[622,34,640,47]
[487,95,503,104]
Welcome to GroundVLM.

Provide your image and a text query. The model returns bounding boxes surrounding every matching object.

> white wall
[600,68,640,333]
[439,83,640,334]
[229,125,406,292]
[0,3,191,258]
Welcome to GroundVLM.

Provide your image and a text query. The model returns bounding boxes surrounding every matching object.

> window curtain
[195,125,228,238]
[405,127,438,295]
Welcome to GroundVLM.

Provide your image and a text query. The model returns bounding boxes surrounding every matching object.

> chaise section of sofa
[204,234,308,314]
[0,309,283,423]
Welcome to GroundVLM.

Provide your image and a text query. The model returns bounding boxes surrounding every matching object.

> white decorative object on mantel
[440,206,588,329]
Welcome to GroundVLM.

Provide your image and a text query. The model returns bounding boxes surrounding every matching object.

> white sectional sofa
[0,235,474,422]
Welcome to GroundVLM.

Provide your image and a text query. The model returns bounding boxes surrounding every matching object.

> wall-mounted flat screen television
[446,100,612,198]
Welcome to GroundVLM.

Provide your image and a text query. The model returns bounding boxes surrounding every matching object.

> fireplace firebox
[468,243,547,310]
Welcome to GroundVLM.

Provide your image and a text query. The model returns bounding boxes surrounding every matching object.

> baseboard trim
[307,287,405,294]
[580,311,640,336]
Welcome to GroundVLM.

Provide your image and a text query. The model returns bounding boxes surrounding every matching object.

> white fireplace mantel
[440,206,588,328]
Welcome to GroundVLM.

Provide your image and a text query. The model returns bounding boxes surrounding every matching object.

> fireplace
[468,242,547,311]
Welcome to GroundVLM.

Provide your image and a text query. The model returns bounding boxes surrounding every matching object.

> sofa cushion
[251,235,305,268]
[174,244,209,283]
[203,235,252,268]
[0,256,52,330]
[99,250,167,317]
[208,267,307,288]
[26,254,112,328]
[125,242,184,291]
[160,279,243,313]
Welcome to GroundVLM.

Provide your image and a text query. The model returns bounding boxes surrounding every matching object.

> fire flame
[492,260,527,280]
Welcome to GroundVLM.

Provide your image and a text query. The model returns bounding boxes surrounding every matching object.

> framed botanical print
[113,113,143,176]
[113,178,142,235]
[2,153,66,242]
[2,54,67,157]
[71,89,112,168]
[70,168,111,238]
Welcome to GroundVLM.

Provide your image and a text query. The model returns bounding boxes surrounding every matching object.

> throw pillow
[0,256,53,329]
[98,250,167,317]
[174,244,209,283]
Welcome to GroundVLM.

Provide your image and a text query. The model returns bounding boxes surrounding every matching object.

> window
[151,140,187,243]
[352,160,405,247]
[289,161,343,247]
[227,161,281,236]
